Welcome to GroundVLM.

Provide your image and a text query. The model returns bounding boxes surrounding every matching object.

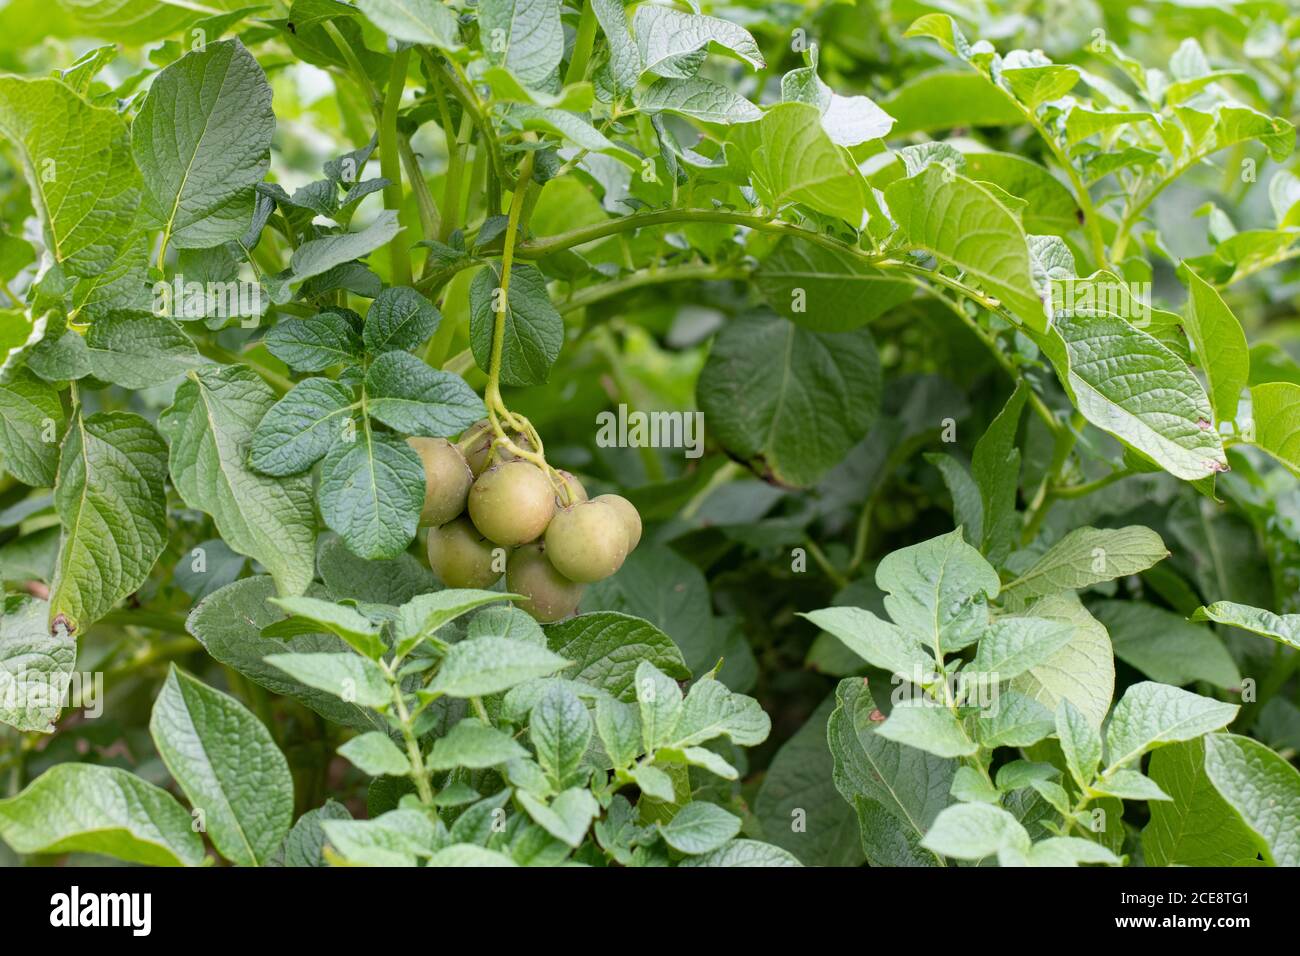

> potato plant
[0,0,1297,869]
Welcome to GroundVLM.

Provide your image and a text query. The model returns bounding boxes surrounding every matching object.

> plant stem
[388,674,434,805]
[803,537,848,590]
[561,262,746,315]
[380,49,412,287]
[564,0,598,85]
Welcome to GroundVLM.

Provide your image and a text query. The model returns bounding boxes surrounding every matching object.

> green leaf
[515,787,598,847]
[364,351,485,437]
[427,717,527,770]
[754,238,913,332]
[425,843,519,866]
[875,700,977,758]
[1050,312,1226,480]
[543,611,689,701]
[591,0,639,93]
[479,0,563,88]
[83,313,204,388]
[632,5,764,77]
[1192,600,1300,651]
[0,78,144,320]
[974,690,1054,748]
[746,102,865,224]
[920,802,1030,862]
[1094,601,1239,689]
[1104,682,1238,772]
[134,40,274,250]
[595,697,641,771]
[149,666,293,866]
[321,807,439,865]
[288,210,401,285]
[48,411,168,635]
[635,659,683,751]
[355,0,461,49]
[318,426,424,561]
[318,532,436,606]
[394,589,512,657]
[266,595,385,659]
[798,607,931,679]
[881,71,1021,135]
[753,692,863,866]
[161,366,316,596]
[264,651,392,709]
[531,684,592,790]
[630,763,675,802]
[827,678,951,864]
[1001,526,1169,605]
[1143,738,1261,866]
[677,838,802,867]
[1203,733,1299,867]
[1249,382,1300,474]
[885,166,1046,331]
[697,313,880,487]
[876,529,1000,653]
[658,802,741,855]
[1182,269,1248,425]
[0,595,74,733]
[363,286,440,355]
[272,799,351,867]
[469,263,563,387]
[1008,593,1114,728]
[429,635,569,697]
[1056,698,1101,789]
[338,731,410,777]
[264,311,363,372]
[975,617,1073,680]
[186,577,382,728]
[1093,768,1171,801]
[637,77,761,125]
[962,152,1080,237]
[971,383,1026,564]
[249,378,356,476]
[670,675,769,748]
[0,764,204,866]
[0,368,63,487]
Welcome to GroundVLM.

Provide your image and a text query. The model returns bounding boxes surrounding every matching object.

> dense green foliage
[0,0,1298,868]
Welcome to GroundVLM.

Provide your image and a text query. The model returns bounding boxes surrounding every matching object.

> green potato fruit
[591,493,642,552]
[426,516,505,588]
[543,500,629,583]
[460,419,534,476]
[408,437,473,527]
[555,470,588,507]
[467,459,556,546]
[507,542,585,622]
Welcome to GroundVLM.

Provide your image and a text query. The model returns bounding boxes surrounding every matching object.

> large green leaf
[1051,311,1227,480]
[249,378,356,476]
[149,666,293,866]
[632,5,763,77]
[543,611,689,701]
[697,313,880,487]
[133,39,274,250]
[48,411,168,635]
[160,366,316,596]
[885,166,1046,330]
[875,529,999,653]
[1204,732,1300,867]
[1009,593,1113,728]
[0,763,204,866]
[637,77,761,125]
[0,77,144,320]
[317,424,424,560]
[83,312,204,388]
[754,238,913,332]
[1192,600,1300,651]
[355,0,461,49]
[0,595,74,733]
[1183,270,1248,425]
[478,0,563,88]
[1103,682,1238,772]
[1094,601,1239,689]
[364,351,485,437]
[1143,738,1260,866]
[746,103,865,224]
[1250,381,1300,474]
[428,635,570,697]
[1001,526,1169,605]
[0,368,63,487]
[469,263,563,387]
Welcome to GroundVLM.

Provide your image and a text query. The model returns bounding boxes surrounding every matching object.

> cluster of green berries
[408,421,642,622]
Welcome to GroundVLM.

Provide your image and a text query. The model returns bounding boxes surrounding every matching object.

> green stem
[100,610,193,635]
[388,674,434,805]
[803,537,848,590]
[564,0,598,85]
[380,49,413,287]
